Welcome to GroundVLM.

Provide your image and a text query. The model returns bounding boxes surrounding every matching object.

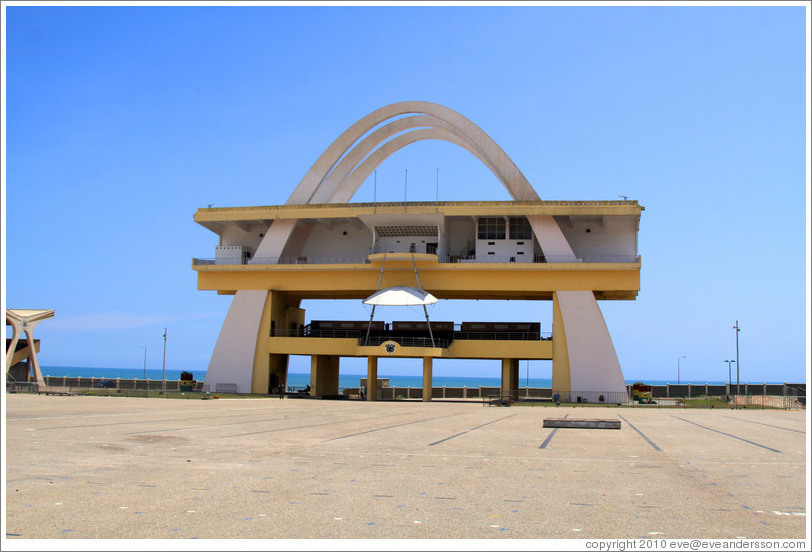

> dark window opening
[478,217,506,240]
[509,217,533,240]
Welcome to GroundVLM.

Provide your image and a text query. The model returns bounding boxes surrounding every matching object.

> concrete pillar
[551,291,627,399]
[551,294,570,397]
[501,358,519,400]
[23,329,45,387]
[311,355,340,397]
[366,357,378,401]
[5,322,22,372]
[422,357,433,402]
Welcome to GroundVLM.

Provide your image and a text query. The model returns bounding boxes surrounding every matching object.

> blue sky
[3,3,809,384]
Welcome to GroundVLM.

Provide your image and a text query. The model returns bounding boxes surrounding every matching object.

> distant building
[193,102,643,402]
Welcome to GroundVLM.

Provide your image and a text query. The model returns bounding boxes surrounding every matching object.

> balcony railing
[270,326,553,342]
[193,254,640,266]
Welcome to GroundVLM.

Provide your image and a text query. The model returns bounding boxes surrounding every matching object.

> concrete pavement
[4,394,808,540]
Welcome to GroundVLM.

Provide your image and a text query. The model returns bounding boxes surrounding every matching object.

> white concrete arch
[287,101,540,205]
[331,127,501,204]
[311,114,505,204]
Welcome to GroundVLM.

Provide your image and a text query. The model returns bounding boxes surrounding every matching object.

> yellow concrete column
[311,355,340,397]
[552,292,571,400]
[254,292,305,394]
[366,357,378,401]
[422,356,433,402]
[501,358,519,400]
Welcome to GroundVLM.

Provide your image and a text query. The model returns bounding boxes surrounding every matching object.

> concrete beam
[543,419,621,430]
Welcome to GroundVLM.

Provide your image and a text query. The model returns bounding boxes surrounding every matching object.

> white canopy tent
[363,286,437,306]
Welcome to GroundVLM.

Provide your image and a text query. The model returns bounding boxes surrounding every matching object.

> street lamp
[677,355,686,384]
[141,345,147,380]
[162,327,167,394]
[733,321,741,395]
[724,360,735,391]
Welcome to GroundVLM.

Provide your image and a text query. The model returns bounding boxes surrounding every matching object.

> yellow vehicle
[632,382,657,404]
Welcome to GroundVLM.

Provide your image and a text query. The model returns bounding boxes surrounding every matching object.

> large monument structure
[193,102,643,402]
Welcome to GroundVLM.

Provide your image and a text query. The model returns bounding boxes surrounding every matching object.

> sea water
[39,366,742,388]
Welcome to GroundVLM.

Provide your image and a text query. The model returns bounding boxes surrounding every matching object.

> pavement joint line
[720,416,806,434]
[291,449,805,465]
[427,414,518,446]
[326,412,468,441]
[617,414,663,451]
[539,413,567,449]
[539,428,558,449]
[37,413,313,432]
[124,410,398,435]
[671,416,782,453]
[4,405,295,422]
[215,411,410,438]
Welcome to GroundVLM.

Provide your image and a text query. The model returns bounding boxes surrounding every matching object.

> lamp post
[677,355,686,384]
[141,345,147,380]
[733,320,741,395]
[162,327,167,395]
[724,360,735,393]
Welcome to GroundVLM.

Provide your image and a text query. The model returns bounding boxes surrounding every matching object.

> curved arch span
[287,101,539,205]
[311,114,506,204]
[330,127,500,204]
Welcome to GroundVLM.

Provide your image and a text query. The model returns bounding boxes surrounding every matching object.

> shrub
[180,371,194,381]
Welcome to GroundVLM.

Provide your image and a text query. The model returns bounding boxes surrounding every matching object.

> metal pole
[734,321,740,395]
[162,327,167,394]
[435,167,439,213]
[364,256,386,346]
[421,304,435,348]
[411,254,434,348]
[404,168,408,209]
[677,355,686,384]
[142,345,147,380]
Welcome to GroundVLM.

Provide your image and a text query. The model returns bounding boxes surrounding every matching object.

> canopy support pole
[412,254,435,348]
[364,255,386,346]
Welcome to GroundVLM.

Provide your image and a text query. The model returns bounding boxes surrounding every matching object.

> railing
[271,325,552,341]
[454,331,552,341]
[193,254,640,266]
[273,328,364,339]
[193,256,370,266]
[6,381,39,393]
[10,378,803,407]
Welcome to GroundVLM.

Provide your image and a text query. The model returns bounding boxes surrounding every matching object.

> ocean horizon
[38,366,794,388]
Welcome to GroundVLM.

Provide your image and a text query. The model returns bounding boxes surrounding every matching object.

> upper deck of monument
[194,199,643,233]
[193,198,643,271]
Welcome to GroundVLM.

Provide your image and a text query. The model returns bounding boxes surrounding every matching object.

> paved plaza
[3,394,808,540]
